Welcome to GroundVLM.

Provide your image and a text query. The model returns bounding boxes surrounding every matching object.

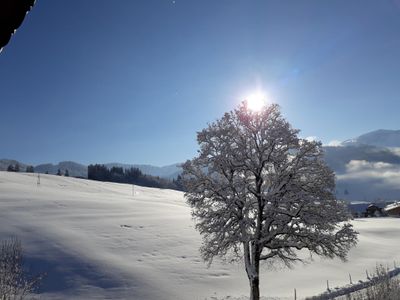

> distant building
[365,204,385,217]
[348,202,389,218]
[384,202,400,217]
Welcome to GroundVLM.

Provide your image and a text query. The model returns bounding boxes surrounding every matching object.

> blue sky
[1,0,400,166]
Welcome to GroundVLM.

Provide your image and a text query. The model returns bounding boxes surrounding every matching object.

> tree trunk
[249,276,260,300]
[244,241,261,300]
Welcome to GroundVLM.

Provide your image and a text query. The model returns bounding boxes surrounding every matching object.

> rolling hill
[0,172,399,299]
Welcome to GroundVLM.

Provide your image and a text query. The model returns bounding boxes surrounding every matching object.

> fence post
[294,288,297,300]
[349,273,353,284]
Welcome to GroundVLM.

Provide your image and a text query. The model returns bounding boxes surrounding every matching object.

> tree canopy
[182,102,358,300]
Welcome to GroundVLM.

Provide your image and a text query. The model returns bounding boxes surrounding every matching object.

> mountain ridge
[342,129,400,148]
[2,128,400,201]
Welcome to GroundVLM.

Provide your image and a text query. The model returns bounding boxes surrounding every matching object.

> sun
[245,93,266,112]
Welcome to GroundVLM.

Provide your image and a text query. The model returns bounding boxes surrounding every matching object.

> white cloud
[337,160,400,190]
[326,140,342,147]
[389,147,400,156]
[345,160,394,172]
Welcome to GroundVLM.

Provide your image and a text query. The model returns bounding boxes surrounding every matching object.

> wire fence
[302,262,400,300]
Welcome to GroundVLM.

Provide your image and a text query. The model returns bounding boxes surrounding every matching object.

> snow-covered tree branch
[182,102,358,300]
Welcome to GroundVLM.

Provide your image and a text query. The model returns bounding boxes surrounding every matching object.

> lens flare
[245,93,265,112]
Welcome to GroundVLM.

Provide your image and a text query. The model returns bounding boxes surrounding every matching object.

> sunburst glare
[245,93,266,112]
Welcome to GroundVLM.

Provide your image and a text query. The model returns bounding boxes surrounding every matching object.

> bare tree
[0,238,43,300]
[182,102,358,300]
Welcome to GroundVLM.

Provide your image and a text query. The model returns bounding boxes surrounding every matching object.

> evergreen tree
[87,164,178,190]
[57,169,62,176]
[64,169,69,177]
[25,166,34,173]
[173,174,185,191]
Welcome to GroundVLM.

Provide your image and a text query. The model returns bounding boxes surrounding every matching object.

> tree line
[6,164,69,176]
[4,162,184,191]
[87,164,184,191]
[6,164,34,173]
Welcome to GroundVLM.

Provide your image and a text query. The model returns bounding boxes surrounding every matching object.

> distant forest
[87,164,184,191]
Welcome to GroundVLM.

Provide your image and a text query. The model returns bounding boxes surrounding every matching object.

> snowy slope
[0,172,400,300]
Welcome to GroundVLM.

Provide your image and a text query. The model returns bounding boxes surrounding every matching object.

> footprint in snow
[120,224,132,228]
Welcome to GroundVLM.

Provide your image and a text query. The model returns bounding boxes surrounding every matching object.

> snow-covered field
[0,171,400,300]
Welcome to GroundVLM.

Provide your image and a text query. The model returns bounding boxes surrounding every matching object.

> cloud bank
[336,160,400,200]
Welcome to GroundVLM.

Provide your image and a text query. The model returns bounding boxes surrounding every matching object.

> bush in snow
[348,265,400,300]
[0,238,43,299]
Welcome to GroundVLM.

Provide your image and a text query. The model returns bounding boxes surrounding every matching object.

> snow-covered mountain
[342,129,400,148]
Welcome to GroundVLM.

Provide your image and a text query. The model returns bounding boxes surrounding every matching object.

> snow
[0,171,400,299]
[384,201,400,211]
